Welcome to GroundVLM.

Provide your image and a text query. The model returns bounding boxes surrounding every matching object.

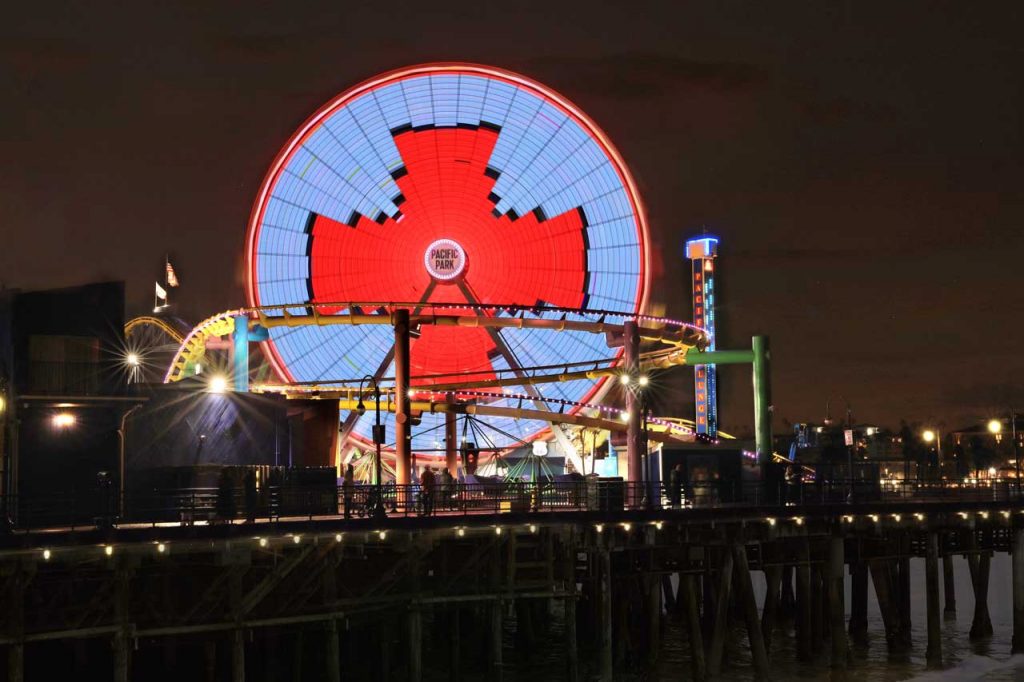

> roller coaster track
[124,316,186,344]
[165,301,709,384]
[164,302,717,444]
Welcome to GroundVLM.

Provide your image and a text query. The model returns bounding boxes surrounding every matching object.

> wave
[904,654,1024,681]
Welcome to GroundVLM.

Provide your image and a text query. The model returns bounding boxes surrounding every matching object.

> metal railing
[1,478,1020,532]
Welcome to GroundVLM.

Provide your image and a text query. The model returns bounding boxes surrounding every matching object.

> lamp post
[1014,410,1020,495]
[357,375,386,519]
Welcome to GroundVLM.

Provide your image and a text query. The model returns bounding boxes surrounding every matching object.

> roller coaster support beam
[233,315,249,392]
[394,309,412,486]
[752,335,772,467]
[624,320,642,486]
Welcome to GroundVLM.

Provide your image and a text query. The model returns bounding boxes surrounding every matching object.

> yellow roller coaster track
[165,301,709,384]
[124,316,186,344]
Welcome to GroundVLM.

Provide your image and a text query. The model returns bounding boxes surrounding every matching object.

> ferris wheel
[245,64,651,453]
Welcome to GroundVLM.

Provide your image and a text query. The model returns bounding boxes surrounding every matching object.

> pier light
[892,514,901,522]
[988,419,1003,435]
[959,512,969,519]
[922,429,936,443]
[529,525,537,534]
[293,535,302,544]
[654,521,663,530]
[208,375,229,394]
[258,537,268,548]
[595,524,604,533]
[622,523,632,532]
[457,528,466,537]
[378,531,387,540]
[980,511,989,519]
[157,543,166,554]
[42,549,51,561]
[335,533,343,542]
[495,527,502,535]
[52,412,76,429]
[843,515,854,523]
[792,517,804,526]
[1002,511,1011,519]
[766,517,776,526]
[104,545,114,557]
[914,513,925,521]
[869,514,879,523]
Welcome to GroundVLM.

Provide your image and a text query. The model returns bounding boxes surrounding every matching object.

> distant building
[0,281,139,524]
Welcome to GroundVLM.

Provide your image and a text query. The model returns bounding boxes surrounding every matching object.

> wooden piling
[780,565,796,620]
[408,608,422,682]
[925,531,942,668]
[849,561,868,643]
[760,564,781,653]
[323,556,341,682]
[869,561,900,647]
[230,569,246,682]
[6,567,27,682]
[707,547,735,676]
[943,552,956,616]
[647,575,662,664]
[490,600,504,679]
[565,597,578,682]
[811,564,825,652]
[1013,528,1024,654]
[597,547,613,682]
[662,574,677,614]
[681,574,706,682]
[449,609,462,682]
[969,534,994,640]
[896,535,912,647]
[113,564,132,682]
[796,544,813,661]
[325,619,341,682]
[732,543,771,680]
[828,536,848,669]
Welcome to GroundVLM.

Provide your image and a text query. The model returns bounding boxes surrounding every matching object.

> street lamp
[988,419,1002,435]
[922,428,941,480]
[357,375,386,519]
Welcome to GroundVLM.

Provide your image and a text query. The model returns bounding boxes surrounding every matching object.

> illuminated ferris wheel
[246,64,650,453]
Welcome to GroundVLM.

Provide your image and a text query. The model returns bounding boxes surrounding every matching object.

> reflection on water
[448,554,1024,681]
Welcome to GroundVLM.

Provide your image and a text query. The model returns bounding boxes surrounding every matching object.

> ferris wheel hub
[423,238,467,283]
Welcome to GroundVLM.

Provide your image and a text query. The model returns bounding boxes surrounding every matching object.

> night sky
[3,2,1022,435]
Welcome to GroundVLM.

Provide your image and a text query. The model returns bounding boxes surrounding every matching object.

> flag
[166,261,179,287]
[155,282,167,302]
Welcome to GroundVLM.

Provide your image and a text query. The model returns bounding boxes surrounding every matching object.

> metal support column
[233,315,249,392]
[394,309,412,486]
[752,335,772,467]
[624,320,641,487]
[445,408,458,477]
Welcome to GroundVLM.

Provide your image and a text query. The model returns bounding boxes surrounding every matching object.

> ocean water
[460,553,1024,681]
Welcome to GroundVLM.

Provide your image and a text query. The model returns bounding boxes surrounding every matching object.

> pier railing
[2,477,1021,532]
